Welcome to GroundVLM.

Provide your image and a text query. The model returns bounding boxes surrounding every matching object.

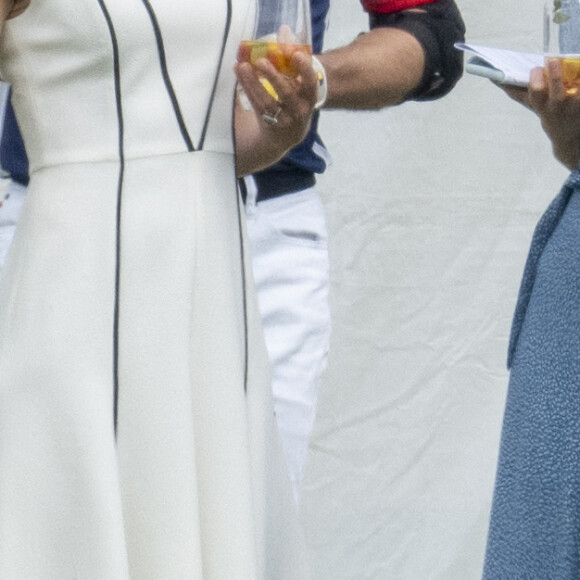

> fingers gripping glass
[237,0,312,106]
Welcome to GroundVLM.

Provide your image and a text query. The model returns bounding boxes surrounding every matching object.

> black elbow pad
[369,0,466,101]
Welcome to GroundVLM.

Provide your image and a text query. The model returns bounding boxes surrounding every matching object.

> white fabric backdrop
[300,1,570,578]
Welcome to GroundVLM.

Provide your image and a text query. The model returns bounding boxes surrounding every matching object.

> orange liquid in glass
[545,55,580,96]
[238,40,312,77]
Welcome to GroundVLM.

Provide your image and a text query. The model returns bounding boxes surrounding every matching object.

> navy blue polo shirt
[0,94,29,186]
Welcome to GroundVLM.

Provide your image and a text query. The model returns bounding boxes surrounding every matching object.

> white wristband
[312,55,327,110]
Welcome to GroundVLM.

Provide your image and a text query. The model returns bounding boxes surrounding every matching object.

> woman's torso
[0,0,255,175]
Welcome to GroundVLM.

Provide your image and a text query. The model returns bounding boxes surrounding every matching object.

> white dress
[0,1,308,578]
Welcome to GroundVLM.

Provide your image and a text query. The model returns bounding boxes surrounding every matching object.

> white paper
[455,42,544,86]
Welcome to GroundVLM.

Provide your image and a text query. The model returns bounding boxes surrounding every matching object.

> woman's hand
[234,50,317,177]
[498,61,580,169]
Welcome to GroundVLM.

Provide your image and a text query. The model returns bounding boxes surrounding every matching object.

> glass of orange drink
[238,0,312,82]
[544,0,580,95]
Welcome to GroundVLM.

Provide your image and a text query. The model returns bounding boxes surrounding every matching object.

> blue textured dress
[483,170,580,578]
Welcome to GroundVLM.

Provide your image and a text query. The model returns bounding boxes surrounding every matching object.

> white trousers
[0,179,26,270]
[245,180,331,502]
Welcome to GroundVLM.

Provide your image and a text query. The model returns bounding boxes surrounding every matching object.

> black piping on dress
[96,0,125,437]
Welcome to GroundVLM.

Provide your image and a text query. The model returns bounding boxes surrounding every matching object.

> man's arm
[318,0,465,110]
[319,26,425,109]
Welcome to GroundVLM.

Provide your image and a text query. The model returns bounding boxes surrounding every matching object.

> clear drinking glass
[238,0,312,79]
[544,0,580,95]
